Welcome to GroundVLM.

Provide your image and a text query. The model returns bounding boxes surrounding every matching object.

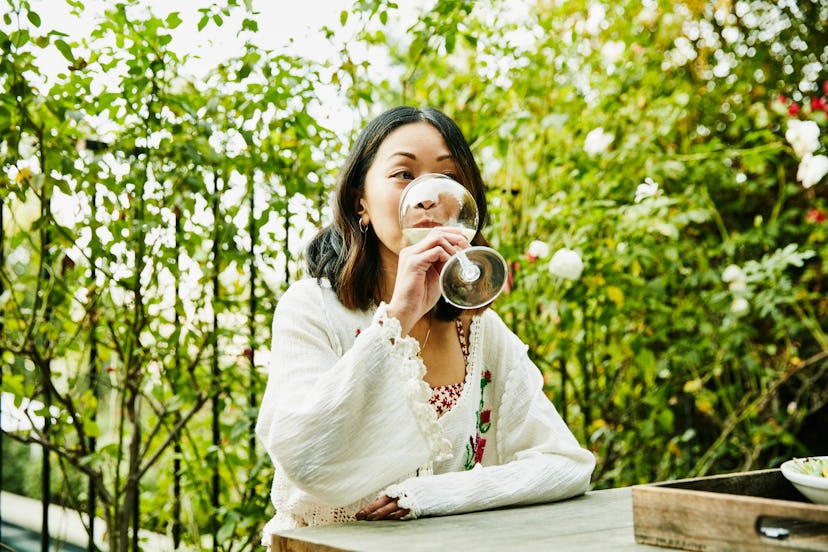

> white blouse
[255,278,595,543]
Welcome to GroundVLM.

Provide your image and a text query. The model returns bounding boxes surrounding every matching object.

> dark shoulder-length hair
[305,106,491,321]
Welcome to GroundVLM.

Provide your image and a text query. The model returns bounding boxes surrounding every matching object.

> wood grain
[270,487,665,551]
[632,469,828,551]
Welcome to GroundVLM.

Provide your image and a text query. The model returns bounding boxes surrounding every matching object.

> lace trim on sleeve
[383,484,421,519]
[374,303,453,464]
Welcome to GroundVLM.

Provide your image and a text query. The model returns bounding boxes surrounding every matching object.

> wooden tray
[632,468,828,551]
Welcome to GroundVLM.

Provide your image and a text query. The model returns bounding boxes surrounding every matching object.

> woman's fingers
[385,508,410,520]
[355,496,410,521]
[410,227,470,254]
[387,227,473,331]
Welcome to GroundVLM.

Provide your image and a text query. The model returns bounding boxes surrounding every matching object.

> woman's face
[359,122,459,269]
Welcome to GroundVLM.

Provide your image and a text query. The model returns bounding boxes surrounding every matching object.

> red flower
[480,409,491,425]
[788,103,800,116]
[474,437,487,464]
[483,370,492,382]
[811,96,826,112]
[824,82,828,95]
[806,209,826,223]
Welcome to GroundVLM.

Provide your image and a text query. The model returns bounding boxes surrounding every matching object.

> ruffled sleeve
[255,279,451,507]
[383,310,595,518]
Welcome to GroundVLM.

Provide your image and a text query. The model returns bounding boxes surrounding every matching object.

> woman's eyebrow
[386,151,454,161]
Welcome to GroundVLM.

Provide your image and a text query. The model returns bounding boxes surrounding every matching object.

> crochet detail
[273,496,376,530]
[294,497,373,526]
[384,484,420,519]
[374,303,453,463]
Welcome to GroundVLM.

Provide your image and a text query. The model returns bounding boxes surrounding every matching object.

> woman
[255,106,595,543]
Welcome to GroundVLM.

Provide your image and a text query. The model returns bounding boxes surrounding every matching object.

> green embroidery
[464,369,492,470]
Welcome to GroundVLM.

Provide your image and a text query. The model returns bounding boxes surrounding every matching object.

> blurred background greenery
[2,0,826,549]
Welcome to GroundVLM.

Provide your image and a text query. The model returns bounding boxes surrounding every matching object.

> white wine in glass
[399,173,508,309]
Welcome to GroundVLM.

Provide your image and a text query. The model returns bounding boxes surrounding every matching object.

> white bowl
[780,456,828,505]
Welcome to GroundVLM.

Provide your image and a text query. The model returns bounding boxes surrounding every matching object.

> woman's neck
[377,251,399,304]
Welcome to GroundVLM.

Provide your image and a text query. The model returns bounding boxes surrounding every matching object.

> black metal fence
[0,151,305,550]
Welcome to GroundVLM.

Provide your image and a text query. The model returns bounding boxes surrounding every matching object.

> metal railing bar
[211,169,222,552]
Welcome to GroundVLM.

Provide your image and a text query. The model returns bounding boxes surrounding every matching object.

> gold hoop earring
[358,219,369,234]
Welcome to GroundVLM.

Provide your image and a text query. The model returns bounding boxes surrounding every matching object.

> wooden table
[271,487,669,551]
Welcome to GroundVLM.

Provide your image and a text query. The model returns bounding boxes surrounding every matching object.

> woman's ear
[357,197,369,225]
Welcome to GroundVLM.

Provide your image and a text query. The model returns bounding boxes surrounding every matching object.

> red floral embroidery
[464,369,492,470]
[474,437,487,464]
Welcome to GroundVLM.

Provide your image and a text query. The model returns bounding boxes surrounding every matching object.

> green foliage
[2,0,827,550]
[384,0,827,487]
[2,0,331,549]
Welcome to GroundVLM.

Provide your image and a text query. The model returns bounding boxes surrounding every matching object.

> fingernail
[355,512,366,521]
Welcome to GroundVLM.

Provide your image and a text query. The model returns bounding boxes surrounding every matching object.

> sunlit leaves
[1,0,826,547]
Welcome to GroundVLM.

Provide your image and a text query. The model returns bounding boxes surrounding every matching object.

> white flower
[785,120,820,159]
[583,127,614,156]
[721,264,747,291]
[7,245,31,267]
[548,248,584,280]
[18,132,38,160]
[96,225,114,245]
[51,187,79,228]
[730,297,749,314]
[6,188,40,231]
[634,177,659,203]
[721,264,744,282]
[638,5,658,26]
[797,153,828,189]
[601,40,625,65]
[526,240,550,259]
[70,287,89,323]
[583,3,607,36]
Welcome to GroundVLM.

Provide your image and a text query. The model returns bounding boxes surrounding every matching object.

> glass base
[440,246,508,309]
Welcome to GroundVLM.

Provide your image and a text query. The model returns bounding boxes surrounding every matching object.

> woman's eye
[393,170,415,180]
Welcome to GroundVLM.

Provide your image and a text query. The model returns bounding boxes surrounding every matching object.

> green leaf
[445,32,456,54]
[165,11,183,29]
[54,38,75,62]
[27,11,41,28]
[340,10,348,26]
[10,29,30,48]
[83,418,100,438]
[197,15,209,31]
[241,18,258,32]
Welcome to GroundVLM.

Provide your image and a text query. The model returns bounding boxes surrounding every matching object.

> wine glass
[399,173,508,309]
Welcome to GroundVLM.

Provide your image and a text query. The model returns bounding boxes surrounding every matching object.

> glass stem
[456,250,481,282]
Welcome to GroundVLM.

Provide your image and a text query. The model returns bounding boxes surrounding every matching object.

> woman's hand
[386,227,470,334]
[355,495,410,521]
